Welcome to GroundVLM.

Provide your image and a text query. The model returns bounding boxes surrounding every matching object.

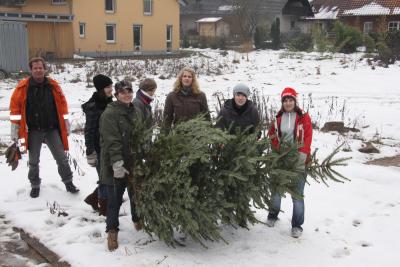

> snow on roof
[342,1,391,16]
[218,5,234,11]
[393,7,400,14]
[196,17,223,23]
[310,5,339,19]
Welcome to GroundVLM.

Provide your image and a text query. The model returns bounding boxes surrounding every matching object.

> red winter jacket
[268,111,313,158]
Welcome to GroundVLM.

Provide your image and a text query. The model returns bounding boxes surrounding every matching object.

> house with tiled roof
[340,0,400,33]
[307,0,400,34]
[181,0,314,39]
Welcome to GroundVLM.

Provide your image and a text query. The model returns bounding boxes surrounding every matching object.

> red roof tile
[310,0,400,16]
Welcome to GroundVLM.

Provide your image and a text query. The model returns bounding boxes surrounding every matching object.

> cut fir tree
[127,116,350,247]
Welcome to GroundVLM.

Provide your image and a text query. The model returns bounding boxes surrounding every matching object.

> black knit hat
[93,74,113,92]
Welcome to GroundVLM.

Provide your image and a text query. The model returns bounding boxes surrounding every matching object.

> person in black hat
[82,74,113,216]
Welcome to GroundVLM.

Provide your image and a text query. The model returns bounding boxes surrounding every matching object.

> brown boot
[98,198,107,216]
[134,220,143,231]
[84,187,99,211]
[107,230,118,251]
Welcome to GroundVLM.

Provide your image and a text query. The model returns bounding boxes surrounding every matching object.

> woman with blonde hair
[163,67,210,129]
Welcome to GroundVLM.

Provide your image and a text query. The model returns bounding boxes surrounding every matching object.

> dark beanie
[139,78,157,92]
[93,74,112,91]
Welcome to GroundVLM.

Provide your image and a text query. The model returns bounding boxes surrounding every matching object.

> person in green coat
[99,80,141,251]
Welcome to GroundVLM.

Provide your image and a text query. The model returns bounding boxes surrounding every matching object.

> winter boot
[30,188,40,198]
[291,227,303,238]
[107,230,118,251]
[65,182,79,193]
[98,198,107,216]
[84,187,99,211]
[134,220,143,231]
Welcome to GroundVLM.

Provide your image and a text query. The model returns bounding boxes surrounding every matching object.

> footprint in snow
[358,241,372,248]
[16,188,26,196]
[385,203,396,208]
[352,219,362,227]
[266,249,279,254]
[332,247,351,258]
[324,218,334,226]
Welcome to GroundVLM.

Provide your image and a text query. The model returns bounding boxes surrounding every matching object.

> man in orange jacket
[9,57,79,198]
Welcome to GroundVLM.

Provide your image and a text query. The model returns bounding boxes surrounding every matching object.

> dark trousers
[95,153,107,199]
[28,129,73,188]
[106,178,140,232]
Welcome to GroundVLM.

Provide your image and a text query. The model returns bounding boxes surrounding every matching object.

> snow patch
[343,2,390,16]
[310,5,339,20]
[196,17,223,23]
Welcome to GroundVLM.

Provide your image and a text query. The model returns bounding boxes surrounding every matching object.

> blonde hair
[172,67,201,94]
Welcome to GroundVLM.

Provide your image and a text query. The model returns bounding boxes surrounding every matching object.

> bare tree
[231,0,263,42]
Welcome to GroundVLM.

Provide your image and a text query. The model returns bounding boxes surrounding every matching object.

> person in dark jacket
[99,80,141,251]
[82,74,113,216]
[216,83,260,136]
[133,78,157,127]
[163,67,210,129]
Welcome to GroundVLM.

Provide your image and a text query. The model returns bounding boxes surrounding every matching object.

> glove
[112,160,129,179]
[11,123,20,142]
[65,119,71,136]
[5,143,21,171]
[86,151,97,167]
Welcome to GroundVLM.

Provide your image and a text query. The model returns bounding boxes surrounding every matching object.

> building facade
[0,0,185,58]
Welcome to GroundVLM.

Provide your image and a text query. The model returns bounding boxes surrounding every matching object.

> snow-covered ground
[0,49,399,267]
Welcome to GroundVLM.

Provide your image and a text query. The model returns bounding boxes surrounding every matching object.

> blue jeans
[106,178,140,232]
[268,172,306,229]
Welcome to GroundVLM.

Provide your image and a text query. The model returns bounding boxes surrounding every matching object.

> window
[79,23,86,38]
[144,0,152,15]
[290,19,296,30]
[105,0,115,13]
[106,24,116,43]
[133,25,142,50]
[166,25,173,52]
[388,21,400,31]
[52,0,67,5]
[363,22,373,34]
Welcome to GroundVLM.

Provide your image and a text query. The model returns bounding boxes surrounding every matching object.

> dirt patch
[366,155,400,167]
[321,121,360,134]
[0,214,70,267]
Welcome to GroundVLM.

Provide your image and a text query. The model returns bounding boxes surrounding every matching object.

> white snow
[314,6,339,19]
[218,5,234,11]
[196,17,223,23]
[343,2,391,16]
[393,7,400,15]
[1,49,400,267]
[309,6,339,20]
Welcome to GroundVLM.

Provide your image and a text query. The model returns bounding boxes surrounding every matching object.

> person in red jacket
[266,87,313,238]
[9,57,79,198]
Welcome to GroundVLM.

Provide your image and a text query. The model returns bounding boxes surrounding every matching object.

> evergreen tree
[128,116,350,247]
[271,18,281,50]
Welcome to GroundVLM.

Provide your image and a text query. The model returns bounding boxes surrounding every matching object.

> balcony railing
[0,11,73,22]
